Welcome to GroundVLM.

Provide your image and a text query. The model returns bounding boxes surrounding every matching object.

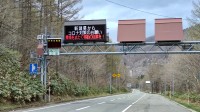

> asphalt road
[13,90,193,112]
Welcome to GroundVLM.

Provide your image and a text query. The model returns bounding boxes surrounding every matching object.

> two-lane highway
[13,90,193,112]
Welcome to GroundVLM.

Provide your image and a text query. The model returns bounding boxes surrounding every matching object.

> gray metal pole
[86,72,88,87]
[48,76,51,102]
[172,74,174,96]
[41,59,44,85]
[40,34,44,86]
[164,74,166,95]
[44,27,48,101]
[52,51,200,55]
[44,56,47,91]
[110,74,112,94]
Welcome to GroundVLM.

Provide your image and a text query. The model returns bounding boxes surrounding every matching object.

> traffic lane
[73,92,145,112]
[13,98,109,112]
[125,94,191,112]
[13,101,93,112]
[12,92,140,112]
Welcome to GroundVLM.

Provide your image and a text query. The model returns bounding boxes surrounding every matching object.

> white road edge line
[76,106,90,111]
[122,94,146,112]
[22,103,71,112]
[122,105,132,112]
[21,93,128,112]
[98,102,106,104]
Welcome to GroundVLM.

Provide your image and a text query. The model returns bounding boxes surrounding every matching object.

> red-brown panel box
[37,44,44,56]
[155,18,183,42]
[117,19,146,43]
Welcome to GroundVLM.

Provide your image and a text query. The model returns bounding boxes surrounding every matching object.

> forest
[1,0,200,111]
[0,0,128,110]
[136,1,200,109]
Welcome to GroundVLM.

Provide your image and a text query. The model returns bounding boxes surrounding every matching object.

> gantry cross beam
[43,41,200,55]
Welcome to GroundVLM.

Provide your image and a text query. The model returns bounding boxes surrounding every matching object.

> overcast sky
[79,0,195,42]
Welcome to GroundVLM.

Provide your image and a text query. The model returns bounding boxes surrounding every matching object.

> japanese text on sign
[66,25,103,40]
[64,24,106,43]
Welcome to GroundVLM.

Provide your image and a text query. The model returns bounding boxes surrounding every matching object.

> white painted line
[21,94,120,112]
[122,105,132,112]
[76,106,90,111]
[21,93,131,112]
[98,102,106,104]
[122,94,146,112]
[22,103,71,112]
[132,94,146,105]
[110,99,115,101]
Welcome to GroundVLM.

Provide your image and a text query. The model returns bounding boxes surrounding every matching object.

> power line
[105,0,188,21]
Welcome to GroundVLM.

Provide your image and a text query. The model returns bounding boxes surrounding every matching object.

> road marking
[122,94,146,112]
[76,106,90,111]
[110,99,115,101]
[132,94,146,105]
[22,103,71,112]
[19,93,128,112]
[98,102,106,104]
[122,105,132,112]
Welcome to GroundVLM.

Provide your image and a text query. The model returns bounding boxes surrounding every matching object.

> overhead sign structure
[64,19,108,43]
[48,49,60,55]
[118,19,146,43]
[145,81,151,84]
[30,63,38,75]
[47,38,61,48]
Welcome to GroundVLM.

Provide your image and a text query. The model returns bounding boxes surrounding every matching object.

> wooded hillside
[0,0,128,106]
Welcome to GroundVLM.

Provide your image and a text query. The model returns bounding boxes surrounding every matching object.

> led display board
[64,19,107,43]
[47,38,61,48]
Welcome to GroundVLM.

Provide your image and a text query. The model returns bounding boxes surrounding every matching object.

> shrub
[0,45,45,103]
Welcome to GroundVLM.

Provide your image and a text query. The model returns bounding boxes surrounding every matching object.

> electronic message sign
[47,38,61,48]
[64,19,108,43]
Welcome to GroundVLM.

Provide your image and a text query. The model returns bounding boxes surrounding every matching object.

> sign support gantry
[42,41,200,55]
[36,18,200,102]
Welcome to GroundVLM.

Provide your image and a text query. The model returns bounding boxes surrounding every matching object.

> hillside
[123,29,189,77]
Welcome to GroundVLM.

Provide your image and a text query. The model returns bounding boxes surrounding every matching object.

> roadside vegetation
[0,44,129,111]
[134,1,200,111]
[0,0,129,111]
